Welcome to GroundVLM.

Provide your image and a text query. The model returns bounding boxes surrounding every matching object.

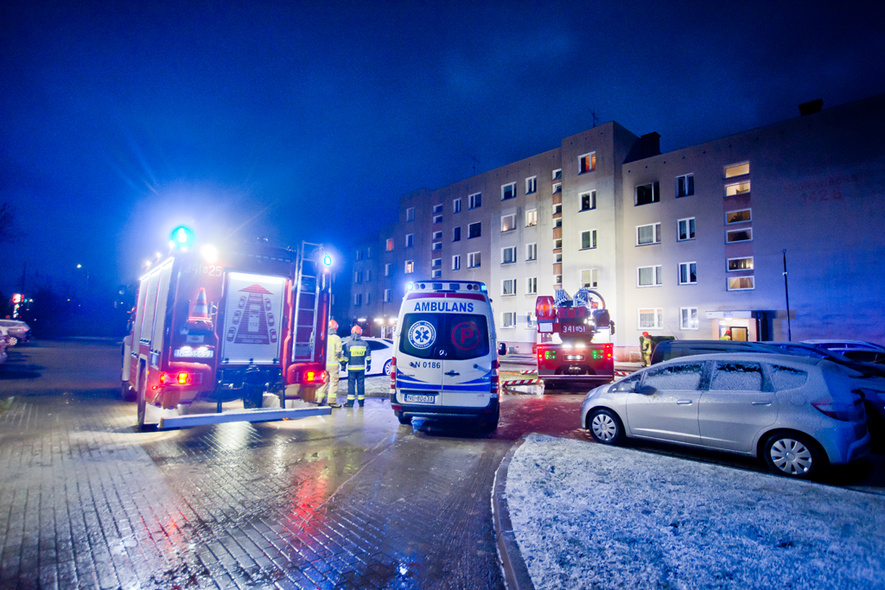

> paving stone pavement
[0,388,506,590]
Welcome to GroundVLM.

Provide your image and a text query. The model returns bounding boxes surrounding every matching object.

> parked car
[649,339,773,365]
[340,337,394,376]
[0,319,31,346]
[580,353,871,478]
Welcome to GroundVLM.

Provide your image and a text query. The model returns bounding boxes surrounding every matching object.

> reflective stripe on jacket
[326,334,343,369]
[343,337,369,371]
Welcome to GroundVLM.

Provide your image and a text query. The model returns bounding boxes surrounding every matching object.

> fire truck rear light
[177,372,191,385]
[305,370,324,383]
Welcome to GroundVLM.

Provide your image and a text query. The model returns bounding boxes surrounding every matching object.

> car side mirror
[612,380,637,393]
[498,342,507,355]
[637,385,657,396]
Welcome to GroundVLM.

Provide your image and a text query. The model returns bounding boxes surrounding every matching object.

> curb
[492,438,535,590]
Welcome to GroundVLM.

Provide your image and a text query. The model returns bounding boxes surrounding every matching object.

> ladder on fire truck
[291,241,326,364]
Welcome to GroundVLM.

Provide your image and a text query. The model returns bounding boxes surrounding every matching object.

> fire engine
[534,288,615,386]
[122,228,333,429]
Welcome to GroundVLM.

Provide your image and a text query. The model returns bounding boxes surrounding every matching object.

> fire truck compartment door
[221,272,287,365]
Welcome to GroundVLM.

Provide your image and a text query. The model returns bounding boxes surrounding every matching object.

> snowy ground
[505,434,885,590]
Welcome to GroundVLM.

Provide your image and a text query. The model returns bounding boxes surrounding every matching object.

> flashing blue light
[323,252,332,266]
[170,226,195,250]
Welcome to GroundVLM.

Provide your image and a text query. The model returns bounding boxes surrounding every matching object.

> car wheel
[588,409,624,445]
[396,412,411,425]
[762,432,824,478]
[7,336,18,347]
[383,360,392,376]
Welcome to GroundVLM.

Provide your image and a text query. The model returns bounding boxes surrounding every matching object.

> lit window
[638,265,663,287]
[501,214,516,232]
[581,229,597,250]
[580,190,596,211]
[724,162,750,178]
[676,174,695,198]
[468,251,481,268]
[578,152,596,174]
[680,307,699,330]
[502,279,516,296]
[453,198,462,214]
[385,238,394,251]
[526,277,537,295]
[526,243,537,261]
[727,257,754,271]
[725,181,751,197]
[726,228,752,243]
[501,182,516,200]
[727,276,755,291]
[525,208,538,227]
[638,308,663,329]
[677,218,696,241]
[468,222,481,239]
[502,312,517,328]
[678,262,697,285]
[406,207,415,222]
[404,260,414,274]
[525,176,537,194]
[635,182,660,206]
[725,209,752,224]
[581,268,598,288]
[469,192,482,209]
[452,255,461,271]
[636,223,662,246]
[502,246,516,264]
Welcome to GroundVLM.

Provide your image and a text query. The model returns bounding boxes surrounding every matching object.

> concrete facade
[347,94,885,359]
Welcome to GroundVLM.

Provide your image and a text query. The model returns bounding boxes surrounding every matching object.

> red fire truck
[534,288,615,387]
[122,229,333,429]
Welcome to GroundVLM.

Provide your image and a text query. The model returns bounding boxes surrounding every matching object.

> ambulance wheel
[396,412,411,425]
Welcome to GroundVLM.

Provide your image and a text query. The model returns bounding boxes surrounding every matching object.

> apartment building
[347,94,885,359]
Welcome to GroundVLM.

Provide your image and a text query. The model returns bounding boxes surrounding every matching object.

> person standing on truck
[317,319,344,407]
[640,332,653,366]
[343,325,370,407]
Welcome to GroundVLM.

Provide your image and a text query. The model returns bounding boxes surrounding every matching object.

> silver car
[580,353,870,478]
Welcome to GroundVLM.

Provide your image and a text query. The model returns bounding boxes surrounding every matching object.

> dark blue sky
[2,0,883,294]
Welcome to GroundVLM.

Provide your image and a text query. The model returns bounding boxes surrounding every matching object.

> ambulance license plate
[405,393,436,404]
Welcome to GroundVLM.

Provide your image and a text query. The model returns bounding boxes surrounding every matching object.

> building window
[468,192,482,209]
[365,247,371,259]
[552,168,562,181]
[554,274,562,286]
[677,217,696,241]
[680,307,699,330]
[554,238,562,250]
[526,277,537,295]
[432,242,442,251]
[676,174,695,198]
[552,203,562,216]
[468,251,481,268]
[502,312,517,328]
[727,257,754,271]
[383,289,391,303]
[724,162,750,178]
[384,263,392,277]
[502,279,516,296]
[501,213,516,232]
[678,262,697,285]
[525,176,537,194]
[453,198,462,214]
[433,204,443,215]
[406,207,415,222]
[432,258,441,269]
[433,215,442,224]
[580,190,596,212]
[580,229,597,250]
[452,226,461,242]
[635,181,660,206]
[431,269,442,278]
[553,182,562,194]
[725,181,751,197]
[404,260,414,274]
[365,293,371,306]
[502,246,517,264]
[385,238,394,251]
[502,182,516,200]
[355,249,363,261]
[638,308,663,329]
[725,209,752,224]
[452,255,461,271]
[366,269,372,282]
[433,231,442,241]
[578,152,597,174]
[354,293,362,306]
[526,243,537,261]
[726,228,752,243]
[354,270,363,284]
[728,276,755,291]
[636,223,662,246]
[553,218,562,229]
[581,268,598,289]
[525,208,538,227]
[405,234,414,248]
[468,222,481,239]
[638,265,663,287]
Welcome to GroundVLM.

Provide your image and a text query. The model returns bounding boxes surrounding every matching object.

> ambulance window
[448,315,489,360]
[400,313,441,359]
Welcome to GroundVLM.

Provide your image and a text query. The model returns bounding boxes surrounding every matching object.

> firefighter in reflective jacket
[317,319,344,406]
[343,325,370,407]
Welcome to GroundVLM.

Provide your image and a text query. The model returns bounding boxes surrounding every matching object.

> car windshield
[399,312,490,361]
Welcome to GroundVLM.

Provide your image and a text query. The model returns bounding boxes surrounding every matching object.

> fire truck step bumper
[158,406,332,429]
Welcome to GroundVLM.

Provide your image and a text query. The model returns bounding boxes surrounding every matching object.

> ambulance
[389,280,501,430]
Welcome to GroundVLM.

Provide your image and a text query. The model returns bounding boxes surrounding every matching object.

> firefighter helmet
[351,325,362,335]
[329,319,338,330]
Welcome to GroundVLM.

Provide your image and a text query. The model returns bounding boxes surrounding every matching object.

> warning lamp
[322,252,332,267]
[169,226,195,251]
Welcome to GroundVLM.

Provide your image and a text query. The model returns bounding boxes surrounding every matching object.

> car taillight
[811,397,858,421]
[390,356,397,391]
[491,359,499,394]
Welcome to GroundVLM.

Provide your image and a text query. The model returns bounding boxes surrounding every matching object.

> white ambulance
[389,280,501,430]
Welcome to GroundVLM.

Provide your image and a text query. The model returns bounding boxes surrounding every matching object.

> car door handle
[676,400,693,405]
[445,370,460,376]
[751,401,772,406]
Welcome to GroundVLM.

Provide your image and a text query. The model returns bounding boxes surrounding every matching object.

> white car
[340,337,394,376]
[580,353,871,478]
[0,319,31,346]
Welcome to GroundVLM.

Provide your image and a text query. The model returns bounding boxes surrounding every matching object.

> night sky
[2,1,883,294]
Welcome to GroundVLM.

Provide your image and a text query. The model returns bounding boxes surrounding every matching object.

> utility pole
[783,249,792,341]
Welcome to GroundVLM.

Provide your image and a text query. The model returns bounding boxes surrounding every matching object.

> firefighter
[640,332,653,366]
[317,319,344,407]
[343,325,370,407]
